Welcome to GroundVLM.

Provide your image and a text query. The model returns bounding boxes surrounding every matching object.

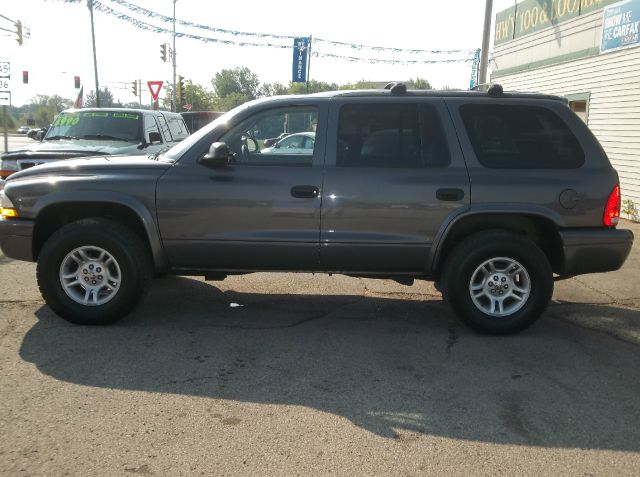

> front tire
[37,219,152,325]
[442,230,553,335]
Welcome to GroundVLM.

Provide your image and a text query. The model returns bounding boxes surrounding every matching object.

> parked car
[26,126,46,140]
[16,126,29,134]
[0,85,634,334]
[0,108,189,180]
[180,111,224,133]
[261,132,315,155]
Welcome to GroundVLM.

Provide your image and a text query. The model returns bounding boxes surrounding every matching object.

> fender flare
[428,205,566,274]
[33,191,167,270]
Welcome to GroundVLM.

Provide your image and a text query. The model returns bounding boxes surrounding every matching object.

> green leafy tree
[260,82,289,97]
[29,94,73,126]
[84,87,117,108]
[288,80,339,94]
[212,67,260,100]
[212,92,251,112]
[164,80,216,111]
[339,80,379,90]
[408,77,432,89]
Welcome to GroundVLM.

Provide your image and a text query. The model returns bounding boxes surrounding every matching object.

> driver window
[144,115,162,143]
[219,107,318,165]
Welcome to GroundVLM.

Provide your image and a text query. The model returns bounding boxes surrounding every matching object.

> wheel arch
[32,193,166,271]
[430,211,564,277]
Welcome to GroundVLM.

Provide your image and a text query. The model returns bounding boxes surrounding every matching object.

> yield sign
[147,81,163,101]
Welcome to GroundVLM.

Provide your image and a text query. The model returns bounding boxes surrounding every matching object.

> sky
[0,0,516,107]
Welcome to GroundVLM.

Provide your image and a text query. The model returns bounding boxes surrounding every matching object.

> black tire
[441,230,553,335]
[36,218,152,325]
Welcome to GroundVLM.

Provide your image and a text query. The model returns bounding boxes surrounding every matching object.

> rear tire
[442,230,553,335]
[37,219,152,325]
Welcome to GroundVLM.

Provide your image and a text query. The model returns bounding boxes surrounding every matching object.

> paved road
[3,133,36,154]
[0,222,639,476]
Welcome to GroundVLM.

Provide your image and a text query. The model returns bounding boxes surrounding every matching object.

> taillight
[603,184,621,227]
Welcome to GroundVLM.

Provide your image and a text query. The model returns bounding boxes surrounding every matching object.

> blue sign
[292,37,310,83]
[601,0,640,52]
[469,48,481,89]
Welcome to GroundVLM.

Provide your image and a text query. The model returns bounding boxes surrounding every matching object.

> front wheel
[37,219,152,325]
[442,230,554,335]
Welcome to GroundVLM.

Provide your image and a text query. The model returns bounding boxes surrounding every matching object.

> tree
[84,87,117,108]
[29,94,73,126]
[212,67,260,100]
[212,92,250,112]
[260,82,288,97]
[339,80,379,90]
[288,80,339,94]
[408,77,432,89]
[163,80,216,111]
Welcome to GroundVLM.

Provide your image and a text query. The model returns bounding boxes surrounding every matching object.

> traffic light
[160,43,168,62]
[22,71,28,84]
[74,76,81,89]
[15,21,23,46]
[177,76,185,102]
[132,80,137,96]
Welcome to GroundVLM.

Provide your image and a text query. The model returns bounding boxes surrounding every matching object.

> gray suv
[0,85,634,334]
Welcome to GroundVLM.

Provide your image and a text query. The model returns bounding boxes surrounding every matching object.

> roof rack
[383,82,407,95]
[470,82,504,97]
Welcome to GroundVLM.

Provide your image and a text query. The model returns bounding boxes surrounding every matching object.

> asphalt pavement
[0,220,639,476]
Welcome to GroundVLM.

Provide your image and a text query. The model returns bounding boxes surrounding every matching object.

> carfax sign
[601,0,640,51]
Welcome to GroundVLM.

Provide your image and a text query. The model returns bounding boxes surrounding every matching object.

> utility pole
[478,0,493,89]
[138,79,142,106]
[88,0,101,107]
[172,0,177,112]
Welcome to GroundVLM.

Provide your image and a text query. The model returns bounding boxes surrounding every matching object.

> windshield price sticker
[112,113,139,120]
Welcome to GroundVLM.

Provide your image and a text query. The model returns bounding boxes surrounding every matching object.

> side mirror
[148,131,162,144]
[200,142,233,167]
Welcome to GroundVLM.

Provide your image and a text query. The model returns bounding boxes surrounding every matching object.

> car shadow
[19,276,640,450]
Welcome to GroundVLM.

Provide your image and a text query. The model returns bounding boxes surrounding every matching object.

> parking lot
[0,220,638,476]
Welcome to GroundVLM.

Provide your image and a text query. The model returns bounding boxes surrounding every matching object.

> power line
[95,0,475,56]
[87,1,474,65]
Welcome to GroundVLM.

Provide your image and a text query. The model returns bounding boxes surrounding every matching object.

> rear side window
[460,104,584,169]
[337,103,450,168]
[167,117,190,140]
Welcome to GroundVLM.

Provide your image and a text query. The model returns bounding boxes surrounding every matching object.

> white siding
[492,46,640,219]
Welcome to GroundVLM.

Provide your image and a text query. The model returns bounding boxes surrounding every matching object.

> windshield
[163,102,254,161]
[45,111,142,142]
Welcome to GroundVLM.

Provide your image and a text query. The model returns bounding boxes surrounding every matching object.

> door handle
[290,185,319,199]
[436,188,465,201]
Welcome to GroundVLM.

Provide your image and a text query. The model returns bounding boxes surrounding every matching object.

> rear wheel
[442,230,553,334]
[37,219,152,325]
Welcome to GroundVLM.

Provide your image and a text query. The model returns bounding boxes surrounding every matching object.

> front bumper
[558,227,634,277]
[0,218,36,262]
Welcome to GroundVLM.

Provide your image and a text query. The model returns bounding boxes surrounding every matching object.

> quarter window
[460,104,584,169]
[336,103,450,168]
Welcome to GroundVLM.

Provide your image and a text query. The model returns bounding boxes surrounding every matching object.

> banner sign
[292,37,310,83]
[601,0,640,51]
[469,49,481,89]
[495,0,621,45]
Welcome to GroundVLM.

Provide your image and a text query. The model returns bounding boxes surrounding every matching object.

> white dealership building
[491,0,640,219]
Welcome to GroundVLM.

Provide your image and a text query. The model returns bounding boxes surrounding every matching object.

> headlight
[0,190,18,219]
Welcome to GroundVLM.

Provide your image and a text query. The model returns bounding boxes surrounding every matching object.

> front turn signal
[0,207,19,219]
